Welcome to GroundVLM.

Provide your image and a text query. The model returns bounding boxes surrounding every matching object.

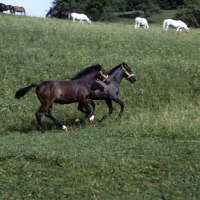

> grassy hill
[0,13,200,199]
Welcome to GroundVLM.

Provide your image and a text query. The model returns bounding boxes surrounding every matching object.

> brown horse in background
[0,3,5,12]
[57,9,70,19]
[46,8,59,18]
[13,6,26,15]
[1,4,14,13]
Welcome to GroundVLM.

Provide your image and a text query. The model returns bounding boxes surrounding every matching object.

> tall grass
[0,13,200,199]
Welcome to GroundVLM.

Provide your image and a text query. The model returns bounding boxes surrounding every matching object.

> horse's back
[164,19,183,25]
[80,13,87,18]
[71,13,87,19]
[178,20,187,26]
[135,17,149,28]
[37,81,79,94]
[135,17,146,22]
[14,6,25,11]
[135,17,141,23]
[36,81,77,103]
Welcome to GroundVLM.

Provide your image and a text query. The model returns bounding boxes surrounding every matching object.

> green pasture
[0,13,200,199]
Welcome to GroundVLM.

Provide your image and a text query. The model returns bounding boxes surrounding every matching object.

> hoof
[98,118,102,122]
[89,115,95,122]
[62,125,68,132]
[94,123,99,128]
[75,118,80,122]
[40,128,45,133]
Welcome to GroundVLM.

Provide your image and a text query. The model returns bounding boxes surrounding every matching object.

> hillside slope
[0,13,199,199]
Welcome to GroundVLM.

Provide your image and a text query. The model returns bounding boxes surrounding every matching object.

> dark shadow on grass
[8,117,95,134]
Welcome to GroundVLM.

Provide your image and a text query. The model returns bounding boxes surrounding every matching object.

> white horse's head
[83,17,91,24]
[87,18,91,24]
[186,28,190,33]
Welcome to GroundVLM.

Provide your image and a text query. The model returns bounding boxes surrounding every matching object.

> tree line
[52,0,200,27]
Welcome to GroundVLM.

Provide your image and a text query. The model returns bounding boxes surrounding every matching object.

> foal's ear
[122,62,127,66]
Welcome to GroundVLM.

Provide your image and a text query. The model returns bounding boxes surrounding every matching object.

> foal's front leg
[35,106,45,133]
[98,97,124,122]
[35,104,51,133]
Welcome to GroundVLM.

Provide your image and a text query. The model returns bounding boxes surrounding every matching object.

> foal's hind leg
[88,99,96,122]
[75,100,93,122]
[77,103,87,115]
[88,99,99,127]
[76,100,96,123]
[35,103,67,133]
[35,105,48,133]
[45,107,68,131]
[76,104,91,122]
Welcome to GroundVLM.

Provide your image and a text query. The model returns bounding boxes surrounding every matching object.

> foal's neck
[82,71,100,86]
[110,68,124,86]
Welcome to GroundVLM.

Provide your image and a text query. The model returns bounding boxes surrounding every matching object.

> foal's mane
[108,63,127,75]
[71,64,102,80]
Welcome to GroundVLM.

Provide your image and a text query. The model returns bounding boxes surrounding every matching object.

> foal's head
[121,63,136,83]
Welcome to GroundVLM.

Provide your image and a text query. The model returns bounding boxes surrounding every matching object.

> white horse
[134,17,149,29]
[69,13,91,24]
[163,19,190,33]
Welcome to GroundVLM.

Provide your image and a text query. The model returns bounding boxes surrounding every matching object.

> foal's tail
[15,84,37,99]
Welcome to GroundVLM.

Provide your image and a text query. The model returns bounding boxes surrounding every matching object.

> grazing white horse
[163,19,190,33]
[69,13,91,24]
[134,17,149,29]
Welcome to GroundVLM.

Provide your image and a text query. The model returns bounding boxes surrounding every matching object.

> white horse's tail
[163,20,167,31]
[134,18,137,29]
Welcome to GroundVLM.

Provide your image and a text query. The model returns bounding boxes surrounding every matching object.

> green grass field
[0,12,200,199]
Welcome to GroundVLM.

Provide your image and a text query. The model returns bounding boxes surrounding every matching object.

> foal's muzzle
[100,71,110,85]
[121,66,136,83]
